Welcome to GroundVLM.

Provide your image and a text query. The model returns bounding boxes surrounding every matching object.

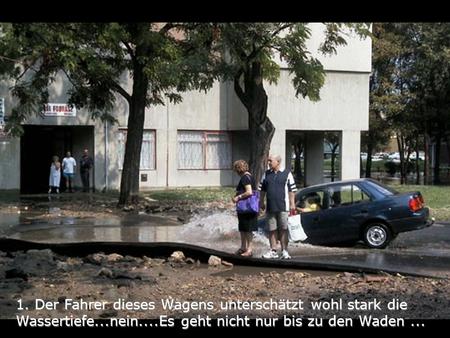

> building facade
[0,24,371,192]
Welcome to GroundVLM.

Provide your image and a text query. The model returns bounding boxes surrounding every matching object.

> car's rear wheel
[363,223,391,249]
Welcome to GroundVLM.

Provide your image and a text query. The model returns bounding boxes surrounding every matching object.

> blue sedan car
[261,178,434,249]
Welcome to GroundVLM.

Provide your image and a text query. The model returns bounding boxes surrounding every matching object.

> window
[365,179,397,196]
[118,130,156,170]
[0,98,4,125]
[339,185,353,205]
[297,190,325,212]
[178,131,232,169]
[353,185,371,203]
[329,184,371,208]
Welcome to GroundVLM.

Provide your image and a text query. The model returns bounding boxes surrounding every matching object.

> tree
[204,23,369,184]
[365,24,394,178]
[369,23,420,184]
[0,23,215,205]
[361,111,391,178]
[324,132,339,182]
[293,135,304,183]
[405,23,450,184]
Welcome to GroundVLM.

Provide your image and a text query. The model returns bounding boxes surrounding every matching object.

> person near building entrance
[80,148,94,192]
[62,151,76,193]
[259,154,297,259]
[48,155,61,194]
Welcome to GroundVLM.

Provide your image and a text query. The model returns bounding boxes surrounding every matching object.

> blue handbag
[236,190,260,214]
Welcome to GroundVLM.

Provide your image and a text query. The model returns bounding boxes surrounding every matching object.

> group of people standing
[48,149,93,194]
[232,155,297,259]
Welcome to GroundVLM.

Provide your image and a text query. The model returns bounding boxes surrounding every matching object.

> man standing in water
[259,154,297,259]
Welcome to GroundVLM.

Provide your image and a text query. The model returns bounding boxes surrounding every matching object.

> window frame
[297,189,327,212]
[118,128,157,171]
[327,183,372,209]
[177,130,233,170]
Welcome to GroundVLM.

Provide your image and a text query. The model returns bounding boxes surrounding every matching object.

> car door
[296,189,335,244]
[325,183,372,243]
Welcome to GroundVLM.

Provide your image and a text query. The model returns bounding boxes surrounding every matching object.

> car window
[328,184,370,208]
[353,185,371,203]
[365,180,397,196]
[297,190,325,213]
[339,185,353,206]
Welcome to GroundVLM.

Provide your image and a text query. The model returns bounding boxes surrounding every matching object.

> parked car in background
[409,151,425,161]
[259,178,434,249]
[372,152,387,161]
[388,152,400,162]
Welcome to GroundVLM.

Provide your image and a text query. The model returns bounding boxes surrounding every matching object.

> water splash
[178,210,239,243]
[176,210,273,254]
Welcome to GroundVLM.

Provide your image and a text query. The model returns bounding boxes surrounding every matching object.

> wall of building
[0,137,20,189]
[0,24,371,190]
[0,79,20,190]
[264,71,370,174]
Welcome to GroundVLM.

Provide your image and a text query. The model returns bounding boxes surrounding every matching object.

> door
[324,184,372,243]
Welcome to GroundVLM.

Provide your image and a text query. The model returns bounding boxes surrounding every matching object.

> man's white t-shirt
[62,157,77,174]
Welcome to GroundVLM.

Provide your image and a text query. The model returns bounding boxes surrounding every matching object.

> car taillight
[409,195,423,212]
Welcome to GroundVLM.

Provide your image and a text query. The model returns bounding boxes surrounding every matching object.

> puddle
[2,208,450,278]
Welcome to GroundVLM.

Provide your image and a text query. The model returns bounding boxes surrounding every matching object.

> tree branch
[270,23,294,39]
[111,81,132,103]
[160,23,185,35]
[233,68,249,109]
[121,40,135,60]
[247,23,294,63]
[0,55,40,76]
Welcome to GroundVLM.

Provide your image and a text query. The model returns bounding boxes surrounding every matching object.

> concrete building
[0,24,371,193]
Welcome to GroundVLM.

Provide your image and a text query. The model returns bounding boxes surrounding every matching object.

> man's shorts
[266,211,289,231]
[63,173,74,178]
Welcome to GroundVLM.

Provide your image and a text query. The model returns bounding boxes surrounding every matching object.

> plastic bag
[287,214,308,242]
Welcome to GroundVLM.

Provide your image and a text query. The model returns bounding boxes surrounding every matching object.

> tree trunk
[118,63,148,206]
[397,133,406,185]
[365,141,373,178]
[331,144,338,182]
[424,133,430,184]
[294,142,303,181]
[248,115,275,186]
[234,61,275,186]
[446,135,450,180]
[415,137,420,185]
[433,133,442,185]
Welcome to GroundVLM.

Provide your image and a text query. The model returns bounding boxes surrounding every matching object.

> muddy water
[1,209,358,258]
[1,213,182,243]
[2,208,450,277]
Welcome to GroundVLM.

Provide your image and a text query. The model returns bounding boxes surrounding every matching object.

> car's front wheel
[363,223,391,249]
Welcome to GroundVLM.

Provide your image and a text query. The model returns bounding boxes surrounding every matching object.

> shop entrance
[20,125,94,193]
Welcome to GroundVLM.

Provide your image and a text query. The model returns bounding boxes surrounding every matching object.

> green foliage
[384,161,399,176]
[0,22,371,136]
[143,187,235,202]
[390,184,450,221]
[210,23,369,102]
[0,23,217,135]
[371,23,450,138]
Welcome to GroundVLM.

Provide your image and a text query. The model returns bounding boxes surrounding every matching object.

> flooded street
[1,203,450,321]
[1,208,450,278]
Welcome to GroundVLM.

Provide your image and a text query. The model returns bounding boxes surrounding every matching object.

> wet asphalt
[1,211,449,278]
